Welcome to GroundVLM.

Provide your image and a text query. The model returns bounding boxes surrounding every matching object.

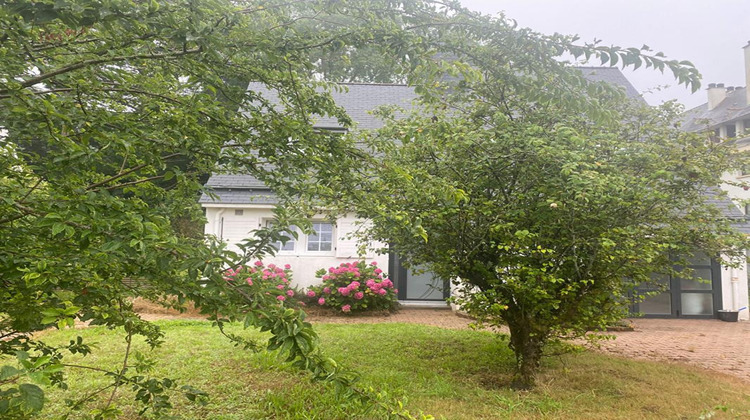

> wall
[204,205,389,289]
[720,252,750,320]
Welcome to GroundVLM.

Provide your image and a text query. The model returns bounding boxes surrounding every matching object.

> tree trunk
[507,320,545,390]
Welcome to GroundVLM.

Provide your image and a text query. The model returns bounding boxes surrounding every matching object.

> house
[202,67,750,318]
[676,42,750,321]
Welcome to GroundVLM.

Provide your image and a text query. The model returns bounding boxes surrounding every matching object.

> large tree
[0,0,448,416]
[345,26,748,389]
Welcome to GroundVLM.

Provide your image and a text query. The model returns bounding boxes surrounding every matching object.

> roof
[705,191,750,233]
[681,87,750,132]
[244,82,419,130]
[574,67,644,103]
[199,188,279,205]
[202,68,647,204]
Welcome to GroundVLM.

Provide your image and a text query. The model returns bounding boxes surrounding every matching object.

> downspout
[215,209,225,240]
[730,266,739,311]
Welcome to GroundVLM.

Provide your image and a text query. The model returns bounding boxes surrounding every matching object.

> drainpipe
[214,208,225,240]
[730,266,740,311]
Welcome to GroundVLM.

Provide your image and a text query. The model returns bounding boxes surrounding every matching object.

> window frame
[305,221,335,254]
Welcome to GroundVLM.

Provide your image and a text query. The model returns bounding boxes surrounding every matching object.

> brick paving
[306,308,750,382]
[598,318,750,382]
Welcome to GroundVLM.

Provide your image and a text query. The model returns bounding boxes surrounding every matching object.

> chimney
[707,83,726,110]
[745,41,750,105]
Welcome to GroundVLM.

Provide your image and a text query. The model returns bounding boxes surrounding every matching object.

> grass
[15,320,750,419]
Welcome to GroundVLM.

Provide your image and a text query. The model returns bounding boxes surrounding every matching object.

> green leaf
[18,383,45,412]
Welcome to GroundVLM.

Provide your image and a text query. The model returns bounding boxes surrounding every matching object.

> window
[727,124,737,138]
[307,222,333,252]
[234,209,244,216]
[265,221,297,252]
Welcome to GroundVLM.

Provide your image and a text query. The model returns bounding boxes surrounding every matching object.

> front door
[389,253,449,301]
[634,253,722,318]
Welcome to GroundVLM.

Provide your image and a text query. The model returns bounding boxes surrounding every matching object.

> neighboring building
[202,67,750,318]
[677,42,750,320]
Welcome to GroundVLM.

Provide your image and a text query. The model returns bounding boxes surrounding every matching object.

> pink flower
[382,279,393,288]
[277,295,286,301]
[318,297,326,305]
[377,288,387,296]
[374,268,382,275]
[284,264,291,269]
[286,289,294,297]
[254,260,263,267]
[323,287,331,294]
[246,278,253,286]
[306,290,316,297]
[354,291,364,300]
[268,263,276,269]
[366,280,375,288]
[370,261,377,266]
[276,284,285,290]
[338,287,351,296]
[348,281,360,290]
[342,304,351,313]
[299,301,306,306]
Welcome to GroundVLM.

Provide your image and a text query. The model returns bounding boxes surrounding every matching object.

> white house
[678,42,750,320]
[202,68,750,318]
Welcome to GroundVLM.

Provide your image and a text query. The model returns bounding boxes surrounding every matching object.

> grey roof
[245,82,419,130]
[203,69,648,203]
[703,189,750,233]
[204,174,269,190]
[199,188,279,204]
[681,87,750,132]
[574,67,644,103]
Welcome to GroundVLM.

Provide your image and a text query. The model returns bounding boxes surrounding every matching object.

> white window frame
[305,221,335,255]
[264,219,298,254]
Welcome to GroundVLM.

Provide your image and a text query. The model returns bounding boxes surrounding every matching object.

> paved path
[305,308,750,382]
[599,318,750,382]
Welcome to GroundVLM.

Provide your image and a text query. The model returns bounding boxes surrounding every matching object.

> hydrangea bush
[224,261,301,307]
[307,261,398,313]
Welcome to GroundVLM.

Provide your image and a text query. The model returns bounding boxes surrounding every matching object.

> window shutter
[335,219,359,258]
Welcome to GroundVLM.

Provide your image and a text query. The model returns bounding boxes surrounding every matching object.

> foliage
[224,261,301,307]
[307,261,399,313]
[354,90,750,389]
[0,0,718,414]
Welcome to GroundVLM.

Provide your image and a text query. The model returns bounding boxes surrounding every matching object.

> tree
[343,24,748,389]
[0,0,446,416]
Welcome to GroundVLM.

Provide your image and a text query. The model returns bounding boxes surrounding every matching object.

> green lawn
[23,320,750,419]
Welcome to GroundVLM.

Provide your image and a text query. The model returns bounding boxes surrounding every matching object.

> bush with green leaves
[307,261,398,313]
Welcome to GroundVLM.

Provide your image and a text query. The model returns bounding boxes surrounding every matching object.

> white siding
[203,207,389,289]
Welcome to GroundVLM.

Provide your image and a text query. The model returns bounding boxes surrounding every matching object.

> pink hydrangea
[323,287,331,294]
[377,288,387,296]
[382,278,393,288]
[284,264,291,269]
[254,260,263,267]
[354,291,364,300]
[338,287,351,296]
[286,289,294,297]
[341,304,351,313]
[348,281,360,290]
[246,278,253,286]
[365,279,375,288]
[306,290,316,297]
[276,295,286,301]
[276,284,285,290]
[318,297,326,305]
[374,268,382,275]
[370,261,377,266]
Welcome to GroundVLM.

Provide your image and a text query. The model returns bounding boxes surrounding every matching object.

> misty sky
[461,0,750,110]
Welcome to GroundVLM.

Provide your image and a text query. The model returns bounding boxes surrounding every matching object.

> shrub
[224,261,301,308]
[307,261,398,313]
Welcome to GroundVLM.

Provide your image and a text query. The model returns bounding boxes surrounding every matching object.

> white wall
[203,205,389,289]
[720,252,750,320]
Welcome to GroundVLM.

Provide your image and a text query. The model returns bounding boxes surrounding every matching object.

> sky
[460,0,750,110]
